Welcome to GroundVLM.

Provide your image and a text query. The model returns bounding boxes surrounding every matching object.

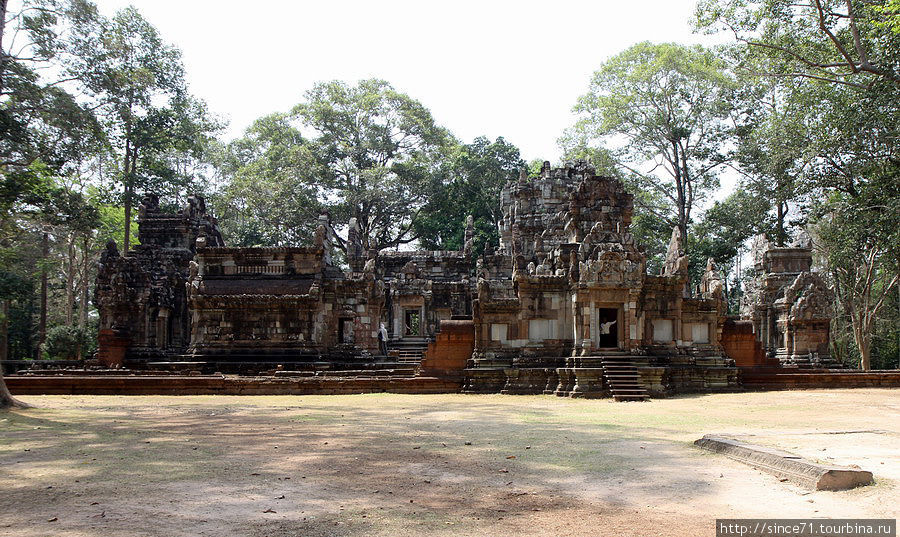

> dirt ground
[1,389,898,537]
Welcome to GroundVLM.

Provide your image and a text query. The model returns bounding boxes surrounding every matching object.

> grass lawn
[1,389,898,536]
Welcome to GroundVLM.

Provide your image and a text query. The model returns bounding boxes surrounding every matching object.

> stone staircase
[388,337,430,364]
[600,353,650,402]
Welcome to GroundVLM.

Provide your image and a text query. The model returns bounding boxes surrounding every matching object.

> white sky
[39,0,719,163]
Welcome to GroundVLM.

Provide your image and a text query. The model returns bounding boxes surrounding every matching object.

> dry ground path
[1,389,898,536]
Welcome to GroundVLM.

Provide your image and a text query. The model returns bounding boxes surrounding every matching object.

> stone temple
[94,162,833,400]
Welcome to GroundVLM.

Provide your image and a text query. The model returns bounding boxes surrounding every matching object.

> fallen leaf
[263,508,277,513]
[47,517,57,522]
[506,456,516,459]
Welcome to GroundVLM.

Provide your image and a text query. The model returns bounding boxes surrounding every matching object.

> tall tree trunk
[1,299,29,409]
[0,0,31,409]
[856,318,872,371]
[79,235,90,329]
[65,231,76,325]
[123,180,133,254]
[36,230,49,359]
[0,0,7,95]
[671,141,689,249]
[122,101,136,253]
[775,201,787,247]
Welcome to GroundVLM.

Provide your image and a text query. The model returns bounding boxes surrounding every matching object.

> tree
[214,113,325,246]
[695,0,900,87]
[689,188,772,310]
[415,136,524,253]
[561,143,672,271]
[36,2,220,251]
[567,42,736,250]
[732,79,809,246]
[799,76,899,370]
[0,167,44,410]
[816,171,899,370]
[697,0,900,369]
[291,79,453,252]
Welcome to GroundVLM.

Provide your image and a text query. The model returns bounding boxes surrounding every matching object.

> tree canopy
[565,42,737,251]
[292,79,454,252]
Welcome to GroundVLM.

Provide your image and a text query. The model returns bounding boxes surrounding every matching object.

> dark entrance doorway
[338,318,354,344]
[404,310,421,336]
[597,307,619,348]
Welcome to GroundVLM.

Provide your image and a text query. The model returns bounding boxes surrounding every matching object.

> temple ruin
[94,162,836,399]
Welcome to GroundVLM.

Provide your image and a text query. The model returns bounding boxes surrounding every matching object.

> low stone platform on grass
[694,435,874,491]
[741,369,900,390]
[5,374,460,396]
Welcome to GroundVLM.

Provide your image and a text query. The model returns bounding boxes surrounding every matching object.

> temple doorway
[338,318,354,344]
[404,309,421,337]
[597,307,619,348]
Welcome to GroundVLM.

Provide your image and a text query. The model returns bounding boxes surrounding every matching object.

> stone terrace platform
[5,373,460,396]
[740,368,900,390]
[6,367,900,396]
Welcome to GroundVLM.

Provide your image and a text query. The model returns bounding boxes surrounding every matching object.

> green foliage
[688,189,771,308]
[40,324,92,360]
[875,0,900,34]
[217,79,454,251]
[0,59,104,172]
[291,79,454,251]
[216,114,324,246]
[697,0,900,368]
[526,159,544,178]
[416,136,524,253]
[730,77,809,245]
[6,295,37,361]
[566,41,736,250]
[814,166,900,362]
[25,1,223,247]
[694,0,900,86]
[95,203,139,249]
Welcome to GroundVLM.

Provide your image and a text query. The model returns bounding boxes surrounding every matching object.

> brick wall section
[722,319,769,367]
[96,329,129,367]
[420,320,475,381]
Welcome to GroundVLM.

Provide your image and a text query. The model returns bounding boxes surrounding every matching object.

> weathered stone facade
[95,194,223,366]
[741,234,833,367]
[465,162,736,398]
[102,162,843,397]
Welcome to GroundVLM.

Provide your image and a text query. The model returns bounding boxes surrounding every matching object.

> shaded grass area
[1,390,898,537]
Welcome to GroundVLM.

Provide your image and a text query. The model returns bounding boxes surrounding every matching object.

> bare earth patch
[1,389,897,537]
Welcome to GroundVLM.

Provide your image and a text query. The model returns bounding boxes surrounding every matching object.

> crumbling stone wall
[186,245,384,358]
[741,234,833,366]
[465,162,737,396]
[94,194,223,365]
[95,160,818,397]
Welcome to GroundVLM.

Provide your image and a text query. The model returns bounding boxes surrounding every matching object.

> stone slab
[694,435,873,491]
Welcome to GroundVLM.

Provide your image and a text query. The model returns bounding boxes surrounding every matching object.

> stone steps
[600,355,650,402]
[388,339,430,365]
